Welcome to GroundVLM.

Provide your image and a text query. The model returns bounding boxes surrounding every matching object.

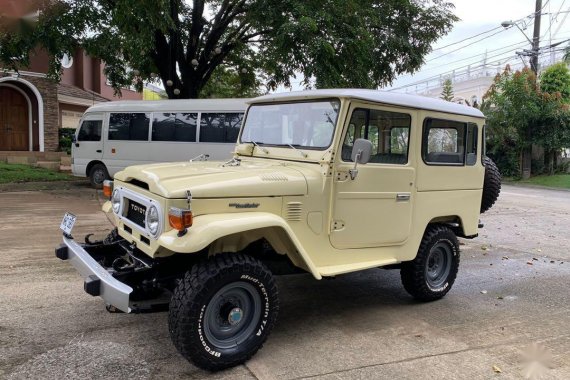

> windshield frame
[238,98,342,151]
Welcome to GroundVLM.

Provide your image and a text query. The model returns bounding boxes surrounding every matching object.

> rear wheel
[169,253,279,371]
[89,163,109,188]
[401,225,460,301]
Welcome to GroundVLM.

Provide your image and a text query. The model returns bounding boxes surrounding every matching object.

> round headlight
[146,205,160,236]
[111,189,121,214]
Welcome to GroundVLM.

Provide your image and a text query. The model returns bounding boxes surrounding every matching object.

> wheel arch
[86,160,106,177]
[425,215,469,238]
[159,212,322,279]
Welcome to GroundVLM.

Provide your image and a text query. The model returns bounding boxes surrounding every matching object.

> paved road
[0,185,569,379]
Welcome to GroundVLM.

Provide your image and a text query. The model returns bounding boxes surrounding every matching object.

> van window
[77,120,102,141]
[423,118,466,165]
[152,113,197,142]
[108,113,150,141]
[200,113,243,143]
[342,108,411,164]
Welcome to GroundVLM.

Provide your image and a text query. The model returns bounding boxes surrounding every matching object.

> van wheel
[481,156,501,213]
[401,225,460,301]
[169,253,279,371]
[89,163,109,188]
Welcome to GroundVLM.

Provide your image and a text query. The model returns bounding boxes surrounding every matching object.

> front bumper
[56,236,133,313]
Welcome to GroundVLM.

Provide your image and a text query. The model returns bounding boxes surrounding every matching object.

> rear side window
[108,113,150,141]
[466,123,478,166]
[199,113,243,143]
[423,119,466,165]
[77,120,102,141]
[342,108,411,164]
[152,113,197,142]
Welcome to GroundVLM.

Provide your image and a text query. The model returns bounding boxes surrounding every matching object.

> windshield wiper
[247,141,269,154]
[287,144,308,158]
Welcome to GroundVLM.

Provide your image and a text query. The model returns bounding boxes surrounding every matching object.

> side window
[466,123,478,166]
[342,108,410,164]
[199,112,243,143]
[152,113,197,142]
[77,120,102,141]
[423,118,466,165]
[108,113,150,141]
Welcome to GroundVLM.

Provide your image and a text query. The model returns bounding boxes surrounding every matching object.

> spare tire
[481,156,501,213]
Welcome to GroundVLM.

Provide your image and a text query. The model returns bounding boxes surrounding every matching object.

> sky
[384,0,570,92]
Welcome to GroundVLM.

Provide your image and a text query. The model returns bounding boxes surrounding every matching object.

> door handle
[96,149,102,153]
[396,193,411,202]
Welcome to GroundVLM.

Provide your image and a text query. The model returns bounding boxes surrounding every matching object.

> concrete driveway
[0,184,569,379]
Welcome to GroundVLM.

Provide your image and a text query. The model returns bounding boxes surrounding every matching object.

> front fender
[158,212,321,279]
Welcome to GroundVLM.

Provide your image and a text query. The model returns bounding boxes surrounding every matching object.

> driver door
[330,103,416,249]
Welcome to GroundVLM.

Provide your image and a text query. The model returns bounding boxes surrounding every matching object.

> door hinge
[335,172,349,182]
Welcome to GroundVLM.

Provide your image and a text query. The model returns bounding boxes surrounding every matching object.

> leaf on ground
[492,365,502,373]
[481,245,488,251]
[527,261,534,265]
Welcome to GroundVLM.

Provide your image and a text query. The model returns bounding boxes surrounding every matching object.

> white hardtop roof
[250,89,485,118]
[86,98,249,113]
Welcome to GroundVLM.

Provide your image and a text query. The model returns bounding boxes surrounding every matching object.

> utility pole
[521,0,542,179]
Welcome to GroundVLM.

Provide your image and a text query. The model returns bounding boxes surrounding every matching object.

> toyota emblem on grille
[130,203,145,215]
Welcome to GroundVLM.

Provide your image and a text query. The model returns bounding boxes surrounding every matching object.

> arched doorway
[0,86,30,150]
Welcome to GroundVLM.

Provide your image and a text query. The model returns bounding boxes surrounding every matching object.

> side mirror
[349,139,373,180]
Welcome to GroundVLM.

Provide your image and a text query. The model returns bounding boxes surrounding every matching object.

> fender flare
[158,212,322,279]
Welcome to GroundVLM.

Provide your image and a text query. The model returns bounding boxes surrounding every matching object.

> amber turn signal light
[168,207,193,231]
[102,180,113,198]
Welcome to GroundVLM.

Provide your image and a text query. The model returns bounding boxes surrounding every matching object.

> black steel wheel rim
[425,242,452,288]
[203,281,262,349]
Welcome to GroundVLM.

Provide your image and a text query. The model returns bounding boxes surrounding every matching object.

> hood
[114,160,309,198]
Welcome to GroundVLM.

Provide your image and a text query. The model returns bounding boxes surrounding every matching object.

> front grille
[126,199,146,228]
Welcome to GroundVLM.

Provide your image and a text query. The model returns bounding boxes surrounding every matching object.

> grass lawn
[518,174,570,189]
[0,162,73,184]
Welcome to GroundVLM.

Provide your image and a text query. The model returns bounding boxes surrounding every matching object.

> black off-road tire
[401,225,460,302]
[168,253,279,372]
[89,163,109,189]
[481,156,501,213]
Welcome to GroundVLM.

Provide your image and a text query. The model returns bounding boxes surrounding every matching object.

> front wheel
[88,163,109,188]
[401,225,460,301]
[169,253,279,371]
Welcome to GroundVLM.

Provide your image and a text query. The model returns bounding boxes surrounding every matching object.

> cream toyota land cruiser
[56,89,501,371]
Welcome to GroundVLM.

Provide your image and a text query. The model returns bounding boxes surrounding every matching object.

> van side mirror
[349,139,373,180]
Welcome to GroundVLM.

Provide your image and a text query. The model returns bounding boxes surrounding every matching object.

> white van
[72,99,248,187]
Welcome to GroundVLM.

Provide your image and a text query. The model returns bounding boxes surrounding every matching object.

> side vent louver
[286,202,303,222]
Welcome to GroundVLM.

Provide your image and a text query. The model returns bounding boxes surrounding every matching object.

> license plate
[60,212,77,235]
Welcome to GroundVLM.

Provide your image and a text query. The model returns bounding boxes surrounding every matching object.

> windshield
[240,99,340,150]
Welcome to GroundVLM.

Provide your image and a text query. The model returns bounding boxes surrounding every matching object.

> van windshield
[241,100,340,150]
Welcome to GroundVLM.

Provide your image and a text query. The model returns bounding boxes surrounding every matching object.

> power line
[430,26,503,52]
[426,28,512,62]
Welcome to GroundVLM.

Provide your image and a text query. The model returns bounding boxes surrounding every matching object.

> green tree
[200,66,263,98]
[0,0,458,98]
[538,63,570,173]
[540,62,570,102]
[484,66,570,176]
[440,78,454,101]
